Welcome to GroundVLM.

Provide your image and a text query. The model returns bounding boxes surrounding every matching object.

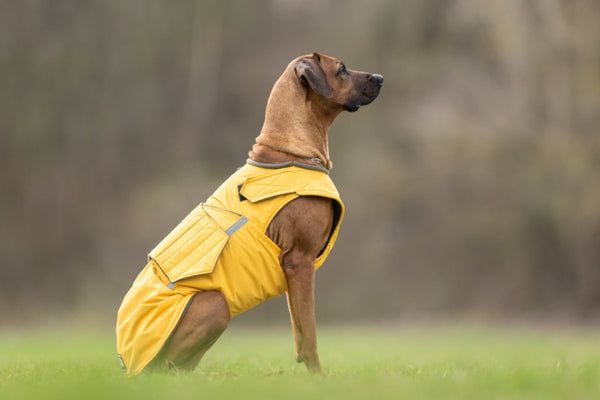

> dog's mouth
[343,89,381,112]
[343,104,361,112]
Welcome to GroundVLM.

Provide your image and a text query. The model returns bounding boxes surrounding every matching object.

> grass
[1,324,599,399]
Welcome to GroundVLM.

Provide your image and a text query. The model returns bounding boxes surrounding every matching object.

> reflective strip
[167,282,176,290]
[118,354,127,373]
[225,216,248,236]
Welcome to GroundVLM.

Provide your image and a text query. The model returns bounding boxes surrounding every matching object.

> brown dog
[118,53,382,374]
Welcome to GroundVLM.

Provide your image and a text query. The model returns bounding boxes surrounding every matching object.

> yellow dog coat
[116,160,344,375]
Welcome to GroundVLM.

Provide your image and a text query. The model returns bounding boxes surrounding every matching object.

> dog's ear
[294,56,333,99]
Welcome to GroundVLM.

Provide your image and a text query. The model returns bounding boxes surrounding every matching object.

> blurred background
[1,0,599,329]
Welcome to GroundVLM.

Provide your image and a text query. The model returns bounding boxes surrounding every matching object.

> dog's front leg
[267,196,334,374]
[283,259,322,374]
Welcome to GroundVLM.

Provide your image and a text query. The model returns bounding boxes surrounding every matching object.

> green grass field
[1,325,599,399]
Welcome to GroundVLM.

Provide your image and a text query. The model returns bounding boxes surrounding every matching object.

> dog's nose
[369,74,384,85]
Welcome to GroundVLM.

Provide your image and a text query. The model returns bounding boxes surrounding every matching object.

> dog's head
[294,53,383,112]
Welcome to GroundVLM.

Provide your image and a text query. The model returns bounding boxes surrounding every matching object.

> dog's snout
[369,74,384,85]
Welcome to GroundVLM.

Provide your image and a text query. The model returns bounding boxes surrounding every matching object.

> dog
[116,53,383,375]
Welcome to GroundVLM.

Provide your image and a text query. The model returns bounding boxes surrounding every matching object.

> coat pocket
[148,203,247,289]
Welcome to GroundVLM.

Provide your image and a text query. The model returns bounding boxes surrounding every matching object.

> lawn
[1,324,599,399]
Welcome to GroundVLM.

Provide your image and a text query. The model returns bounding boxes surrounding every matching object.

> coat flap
[238,170,297,202]
[148,204,247,287]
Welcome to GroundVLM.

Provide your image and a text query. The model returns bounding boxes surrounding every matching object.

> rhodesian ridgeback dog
[150,53,382,373]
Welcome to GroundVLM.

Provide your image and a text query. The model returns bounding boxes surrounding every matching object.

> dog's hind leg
[149,290,230,371]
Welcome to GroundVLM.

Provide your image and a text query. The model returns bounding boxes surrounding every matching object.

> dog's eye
[338,64,348,75]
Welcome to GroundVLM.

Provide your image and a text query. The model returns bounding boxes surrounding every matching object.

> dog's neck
[249,64,341,170]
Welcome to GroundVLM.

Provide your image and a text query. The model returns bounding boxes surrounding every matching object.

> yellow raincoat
[116,160,344,375]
